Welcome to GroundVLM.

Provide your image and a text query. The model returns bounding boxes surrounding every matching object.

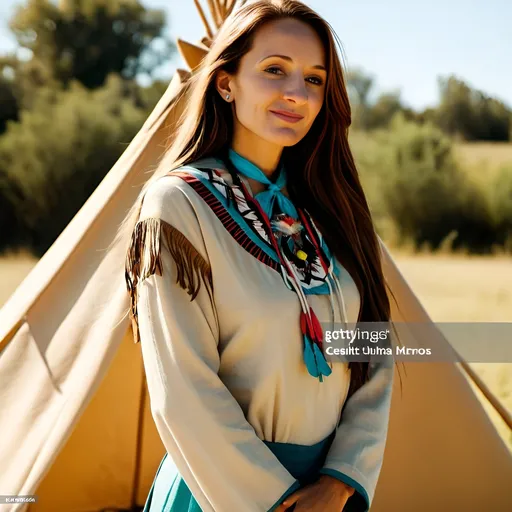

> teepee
[0,1,510,511]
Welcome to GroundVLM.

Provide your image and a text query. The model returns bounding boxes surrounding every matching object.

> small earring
[225,94,230,100]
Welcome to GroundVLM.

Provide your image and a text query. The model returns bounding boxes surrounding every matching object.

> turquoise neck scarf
[228,148,298,220]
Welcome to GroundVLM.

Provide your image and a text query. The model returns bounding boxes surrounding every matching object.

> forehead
[247,18,326,65]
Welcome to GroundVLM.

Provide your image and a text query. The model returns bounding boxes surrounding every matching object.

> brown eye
[307,76,324,86]
[265,66,284,75]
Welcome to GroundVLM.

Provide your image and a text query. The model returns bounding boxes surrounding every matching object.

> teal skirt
[143,429,336,512]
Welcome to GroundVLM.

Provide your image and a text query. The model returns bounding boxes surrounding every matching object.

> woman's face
[217,18,327,148]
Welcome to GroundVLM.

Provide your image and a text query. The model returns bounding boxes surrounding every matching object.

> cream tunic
[134,159,393,512]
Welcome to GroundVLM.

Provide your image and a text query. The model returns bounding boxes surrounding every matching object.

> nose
[282,73,308,105]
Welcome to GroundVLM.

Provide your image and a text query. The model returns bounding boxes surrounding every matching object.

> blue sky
[0,0,510,111]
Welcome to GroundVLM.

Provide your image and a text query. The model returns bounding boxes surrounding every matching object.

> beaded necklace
[224,152,349,382]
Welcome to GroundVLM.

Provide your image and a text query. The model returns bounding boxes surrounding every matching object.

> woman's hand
[275,475,355,511]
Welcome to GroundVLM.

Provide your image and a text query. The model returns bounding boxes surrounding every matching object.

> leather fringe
[125,217,213,344]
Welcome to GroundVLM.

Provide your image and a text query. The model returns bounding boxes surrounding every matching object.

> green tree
[365,91,403,130]
[0,69,20,134]
[436,75,474,139]
[0,0,175,253]
[486,164,512,249]
[436,75,510,141]
[0,52,55,134]
[0,168,26,250]
[346,69,411,131]
[346,67,374,130]
[0,74,160,255]
[355,113,500,252]
[8,0,172,90]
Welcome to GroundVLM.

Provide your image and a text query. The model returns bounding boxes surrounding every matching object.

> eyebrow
[258,54,326,71]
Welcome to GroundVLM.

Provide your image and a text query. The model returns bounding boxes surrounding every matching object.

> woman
[124,0,395,510]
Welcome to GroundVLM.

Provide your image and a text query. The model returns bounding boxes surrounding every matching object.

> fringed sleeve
[125,175,299,512]
[126,214,213,344]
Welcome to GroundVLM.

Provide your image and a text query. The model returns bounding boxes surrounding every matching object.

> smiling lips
[269,110,304,123]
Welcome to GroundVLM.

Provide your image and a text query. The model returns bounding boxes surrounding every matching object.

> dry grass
[395,253,512,449]
[0,250,510,447]
[394,254,512,322]
[454,141,512,171]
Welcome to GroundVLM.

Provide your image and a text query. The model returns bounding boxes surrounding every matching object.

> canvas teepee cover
[0,1,511,511]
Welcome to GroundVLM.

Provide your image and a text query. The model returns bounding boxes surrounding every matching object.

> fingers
[275,504,296,512]
[276,489,303,511]
[340,494,350,511]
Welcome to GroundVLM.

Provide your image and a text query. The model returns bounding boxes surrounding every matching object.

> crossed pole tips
[193,0,248,39]
[177,0,248,70]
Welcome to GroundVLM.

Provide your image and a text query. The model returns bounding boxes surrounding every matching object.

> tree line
[347,69,511,142]
[0,0,170,255]
[0,0,511,256]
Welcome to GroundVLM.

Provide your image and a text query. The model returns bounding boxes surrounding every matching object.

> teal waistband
[142,429,337,512]
[263,429,336,484]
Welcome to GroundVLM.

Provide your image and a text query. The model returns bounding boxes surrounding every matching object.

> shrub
[353,113,505,253]
[486,164,512,250]
[0,74,147,255]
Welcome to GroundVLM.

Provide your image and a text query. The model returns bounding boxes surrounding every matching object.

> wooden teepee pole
[217,0,227,18]
[190,0,246,41]
[459,360,512,430]
[193,0,214,39]
[225,0,240,19]
[193,0,239,38]
[206,0,222,28]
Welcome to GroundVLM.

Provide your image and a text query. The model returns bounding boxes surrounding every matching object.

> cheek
[237,76,279,111]
[231,77,324,146]
[303,92,324,129]
[310,91,325,118]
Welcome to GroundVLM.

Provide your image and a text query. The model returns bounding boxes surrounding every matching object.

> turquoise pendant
[303,335,319,378]
[312,342,332,378]
[303,335,332,381]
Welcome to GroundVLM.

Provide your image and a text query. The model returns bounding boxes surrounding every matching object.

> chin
[280,135,306,147]
[265,128,304,147]
[282,138,304,147]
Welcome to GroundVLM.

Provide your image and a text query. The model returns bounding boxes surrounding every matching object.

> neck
[231,127,283,180]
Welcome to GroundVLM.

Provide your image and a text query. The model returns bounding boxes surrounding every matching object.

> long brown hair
[118,0,399,395]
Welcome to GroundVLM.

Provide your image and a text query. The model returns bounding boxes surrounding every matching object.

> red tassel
[309,309,324,344]
[300,311,308,335]
[300,309,324,350]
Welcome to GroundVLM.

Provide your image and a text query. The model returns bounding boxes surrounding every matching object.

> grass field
[395,253,512,449]
[1,250,510,449]
[455,141,512,170]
